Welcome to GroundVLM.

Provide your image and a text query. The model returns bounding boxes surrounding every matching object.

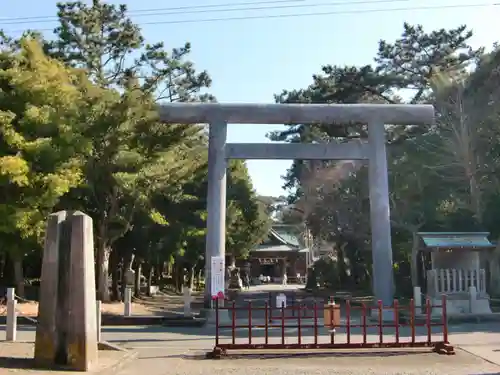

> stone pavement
[3,324,500,374]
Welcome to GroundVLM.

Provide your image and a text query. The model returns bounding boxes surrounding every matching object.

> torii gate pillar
[204,121,228,306]
[368,122,394,307]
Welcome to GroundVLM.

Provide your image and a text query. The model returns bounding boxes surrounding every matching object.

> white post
[6,287,17,341]
[445,269,451,293]
[276,293,287,308]
[439,269,445,294]
[452,269,458,293]
[413,286,422,315]
[96,300,102,343]
[469,286,477,314]
[458,269,463,292]
[434,269,439,294]
[124,287,132,317]
[183,288,192,317]
[480,269,486,294]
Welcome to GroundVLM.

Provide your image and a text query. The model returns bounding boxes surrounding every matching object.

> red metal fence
[208,295,454,358]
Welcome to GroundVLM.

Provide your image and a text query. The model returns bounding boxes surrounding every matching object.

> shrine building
[236,225,309,284]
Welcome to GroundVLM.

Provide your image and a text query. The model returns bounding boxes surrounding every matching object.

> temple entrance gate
[158,103,434,311]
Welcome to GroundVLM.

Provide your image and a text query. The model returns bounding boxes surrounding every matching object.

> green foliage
[226,160,271,259]
[271,22,500,295]
[0,1,268,300]
[0,39,85,248]
[47,0,213,101]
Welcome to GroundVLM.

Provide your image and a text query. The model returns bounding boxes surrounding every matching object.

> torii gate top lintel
[158,103,435,125]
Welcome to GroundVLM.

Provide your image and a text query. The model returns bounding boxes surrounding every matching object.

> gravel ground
[3,283,500,375]
[2,325,500,375]
[105,325,500,375]
[113,347,500,375]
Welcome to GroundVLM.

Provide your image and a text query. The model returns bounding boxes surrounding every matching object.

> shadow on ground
[183,349,433,361]
[0,357,78,371]
[0,357,34,370]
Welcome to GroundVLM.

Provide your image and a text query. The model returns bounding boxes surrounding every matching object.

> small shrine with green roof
[413,232,495,316]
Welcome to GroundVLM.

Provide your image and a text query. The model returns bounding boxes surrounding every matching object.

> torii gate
[158,103,434,310]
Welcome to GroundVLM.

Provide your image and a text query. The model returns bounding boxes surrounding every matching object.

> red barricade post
[362,302,367,344]
[394,299,400,344]
[346,300,351,344]
[248,301,252,345]
[281,300,285,345]
[410,298,416,344]
[207,294,454,358]
[264,301,269,344]
[297,304,302,345]
[268,292,273,322]
[328,297,335,344]
[313,302,318,345]
[215,298,219,347]
[231,301,236,345]
[442,294,448,343]
[378,300,383,344]
[426,298,431,344]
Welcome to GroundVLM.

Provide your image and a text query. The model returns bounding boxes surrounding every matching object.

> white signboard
[211,256,225,300]
[276,293,287,308]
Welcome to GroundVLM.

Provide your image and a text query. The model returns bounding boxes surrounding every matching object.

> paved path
[105,324,500,375]
[3,286,500,374]
[3,323,500,374]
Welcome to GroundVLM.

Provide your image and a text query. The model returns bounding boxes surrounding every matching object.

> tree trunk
[173,260,183,293]
[146,263,153,297]
[0,252,6,282]
[229,255,236,269]
[96,241,111,302]
[188,265,195,290]
[13,258,24,298]
[411,231,419,288]
[153,255,161,284]
[166,260,173,277]
[134,261,142,298]
[153,264,161,285]
[195,262,203,291]
[110,250,121,301]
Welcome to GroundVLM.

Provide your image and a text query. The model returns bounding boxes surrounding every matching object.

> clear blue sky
[1,0,497,197]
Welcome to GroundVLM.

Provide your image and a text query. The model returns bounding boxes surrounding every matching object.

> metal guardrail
[207,295,454,358]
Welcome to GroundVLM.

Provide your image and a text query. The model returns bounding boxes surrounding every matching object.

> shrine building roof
[252,226,309,253]
[417,232,495,251]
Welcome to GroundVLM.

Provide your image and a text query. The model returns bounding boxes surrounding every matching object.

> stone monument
[34,211,98,371]
[124,267,135,288]
[123,267,135,317]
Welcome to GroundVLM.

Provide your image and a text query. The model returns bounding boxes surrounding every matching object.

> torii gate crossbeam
[158,103,435,313]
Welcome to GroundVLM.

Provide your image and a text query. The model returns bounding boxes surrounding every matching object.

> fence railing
[208,295,454,358]
[427,268,486,296]
[266,292,322,321]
